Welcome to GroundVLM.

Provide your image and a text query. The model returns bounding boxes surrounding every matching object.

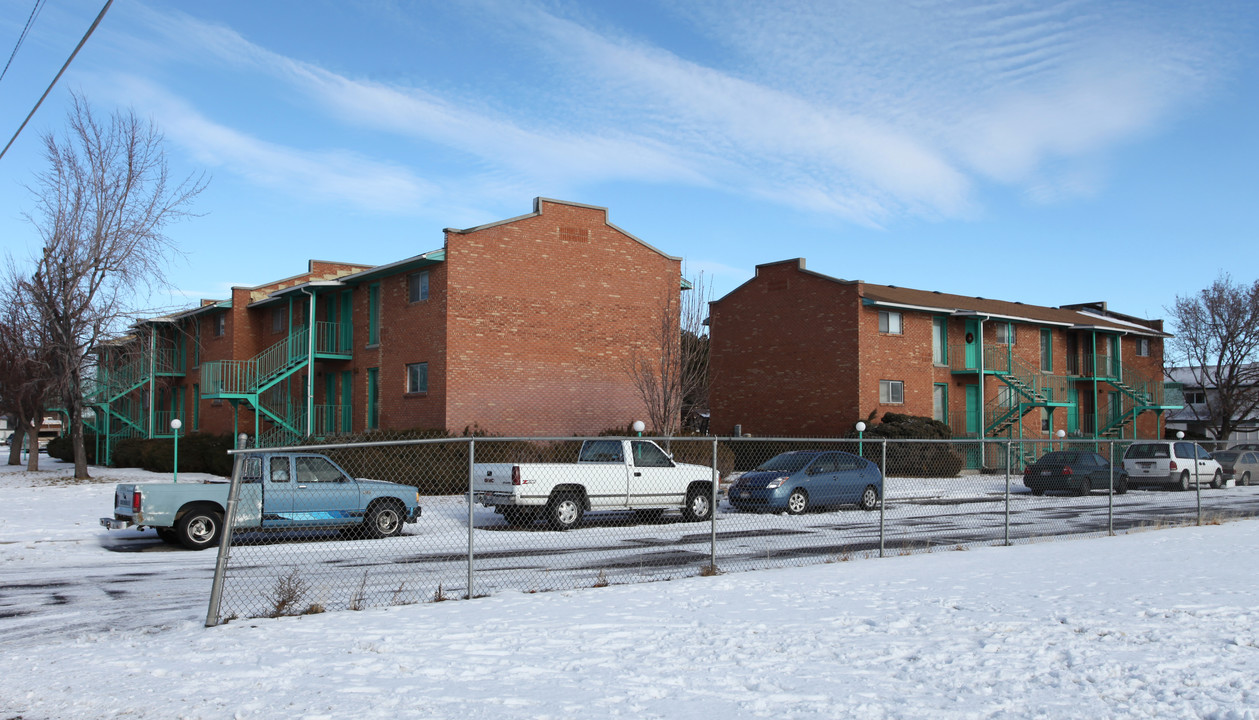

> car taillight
[1170,461,1178,471]
[1062,467,1073,476]
[132,489,142,512]
[512,466,522,485]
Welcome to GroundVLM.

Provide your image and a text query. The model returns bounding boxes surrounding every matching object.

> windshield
[754,453,814,473]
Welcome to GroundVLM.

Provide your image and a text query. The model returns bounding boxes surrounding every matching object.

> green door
[965,384,981,435]
[964,319,980,370]
[339,292,353,352]
[1067,387,1079,434]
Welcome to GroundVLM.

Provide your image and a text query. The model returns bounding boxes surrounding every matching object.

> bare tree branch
[624,272,711,437]
[15,94,205,478]
[1166,274,1259,441]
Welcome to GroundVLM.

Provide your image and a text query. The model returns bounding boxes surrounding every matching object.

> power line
[0,0,114,163]
[0,0,48,85]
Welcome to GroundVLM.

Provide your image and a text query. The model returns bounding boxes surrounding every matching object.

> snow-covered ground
[3,456,1259,719]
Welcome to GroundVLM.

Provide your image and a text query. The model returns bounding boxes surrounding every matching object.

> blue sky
[0,0,1255,324]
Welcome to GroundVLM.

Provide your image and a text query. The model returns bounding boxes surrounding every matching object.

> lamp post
[632,420,645,438]
[1176,431,1185,440]
[170,419,183,483]
[1056,428,1066,451]
[856,421,867,457]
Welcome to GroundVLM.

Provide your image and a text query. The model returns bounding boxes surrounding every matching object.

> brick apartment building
[89,199,681,459]
[708,259,1181,448]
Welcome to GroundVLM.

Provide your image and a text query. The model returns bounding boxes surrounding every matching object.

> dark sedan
[727,450,882,514]
[1023,451,1129,496]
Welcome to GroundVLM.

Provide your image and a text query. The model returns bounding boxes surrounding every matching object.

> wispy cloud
[130,0,1235,226]
[109,76,436,214]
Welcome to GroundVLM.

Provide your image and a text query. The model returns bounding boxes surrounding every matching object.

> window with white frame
[996,322,1015,345]
[932,317,947,365]
[1186,390,1206,404]
[408,271,429,303]
[879,380,904,404]
[406,362,428,394]
[878,310,902,335]
[1135,337,1150,357]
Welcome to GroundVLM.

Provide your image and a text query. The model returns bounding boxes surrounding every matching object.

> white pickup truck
[473,438,716,530]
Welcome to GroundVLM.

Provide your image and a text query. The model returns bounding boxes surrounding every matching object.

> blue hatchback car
[727,450,883,514]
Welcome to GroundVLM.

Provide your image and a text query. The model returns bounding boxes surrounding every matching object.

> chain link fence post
[1108,440,1114,536]
[1004,441,1011,546]
[205,448,245,627]
[467,437,475,600]
[879,439,887,558]
[1196,456,1202,526]
[710,437,718,570]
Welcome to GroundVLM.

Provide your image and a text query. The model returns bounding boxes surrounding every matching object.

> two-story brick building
[708,259,1180,449]
[89,199,682,459]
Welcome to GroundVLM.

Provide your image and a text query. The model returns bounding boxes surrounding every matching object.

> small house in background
[707,258,1181,466]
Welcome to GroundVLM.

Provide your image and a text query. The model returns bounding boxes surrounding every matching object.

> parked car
[726,450,882,514]
[1210,450,1259,486]
[1228,443,1259,452]
[1023,451,1128,496]
[1122,441,1223,490]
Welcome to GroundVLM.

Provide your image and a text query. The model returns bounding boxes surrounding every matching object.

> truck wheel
[502,507,537,527]
[682,486,713,522]
[176,509,223,550]
[362,503,404,539]
[547,493,583,531]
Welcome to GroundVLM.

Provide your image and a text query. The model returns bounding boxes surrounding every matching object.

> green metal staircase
[200,322,350,447]
[1097,360,1181,439]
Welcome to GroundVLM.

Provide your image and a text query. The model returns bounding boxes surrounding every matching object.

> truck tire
[362,502,404,539]
[681,485,713,522]
[176,508,223,550]
[547,493,583,531]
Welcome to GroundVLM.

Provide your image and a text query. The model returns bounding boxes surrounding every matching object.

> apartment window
[1186,390,1206,404]
[271,307,286,334]
[996,322,1015,345]
[1135,337,1151,357]
[367,283,381,346]
[408,271,429,303]
[366,368,380,429]
[879,380,904,404]
[932,318,947,365]
[214,313,226,337]
[406,362,428,394]
[878,311,902,335]
[1040,328,1053,372]
[933,384,948,424]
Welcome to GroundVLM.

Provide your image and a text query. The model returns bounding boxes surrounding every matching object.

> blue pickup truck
[101,451,422,550]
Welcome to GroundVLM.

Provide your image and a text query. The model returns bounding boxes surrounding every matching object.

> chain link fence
[204,435,1259,625]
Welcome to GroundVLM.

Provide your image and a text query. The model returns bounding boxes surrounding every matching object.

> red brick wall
[443,199,678,436]
[709,261,861,437]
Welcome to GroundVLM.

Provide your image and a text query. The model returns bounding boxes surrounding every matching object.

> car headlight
[765,476,789,489]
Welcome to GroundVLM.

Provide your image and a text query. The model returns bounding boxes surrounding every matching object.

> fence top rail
[228,435,1129,455]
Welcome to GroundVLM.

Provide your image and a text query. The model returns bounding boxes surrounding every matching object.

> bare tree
[17,94,204,479]
[0,278,54,469]
[625,272,710,437]
[1166,274,1259,442]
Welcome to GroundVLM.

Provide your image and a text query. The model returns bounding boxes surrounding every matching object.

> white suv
[1122,441,1224,490]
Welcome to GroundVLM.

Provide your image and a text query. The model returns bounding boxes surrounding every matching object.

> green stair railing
[201,327,311,397]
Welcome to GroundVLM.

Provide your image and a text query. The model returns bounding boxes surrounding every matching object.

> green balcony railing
[202,327,311,397]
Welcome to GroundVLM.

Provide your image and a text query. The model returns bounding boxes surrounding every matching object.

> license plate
[1040,470,1051,476]
[1138,462,1153,468]
[739,492,750,499]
